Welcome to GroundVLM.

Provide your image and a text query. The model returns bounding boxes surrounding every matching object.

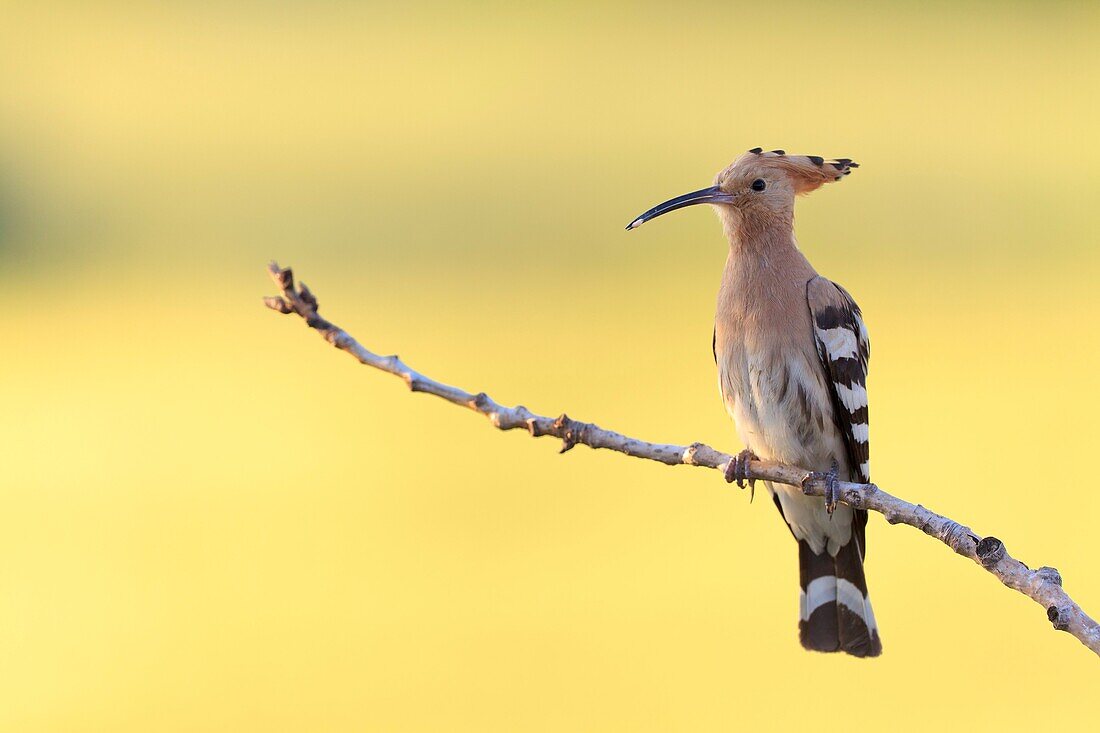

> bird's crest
[736,147,859,195]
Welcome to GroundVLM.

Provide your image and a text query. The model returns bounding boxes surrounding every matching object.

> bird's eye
[751,179,766,192]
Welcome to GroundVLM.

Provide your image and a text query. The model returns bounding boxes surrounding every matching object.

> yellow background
[2,2,1099,730]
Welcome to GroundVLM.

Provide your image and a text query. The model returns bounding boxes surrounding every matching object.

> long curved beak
[625,185,736,230]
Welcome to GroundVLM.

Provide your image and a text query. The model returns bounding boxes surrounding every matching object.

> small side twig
[264,261,1100,658]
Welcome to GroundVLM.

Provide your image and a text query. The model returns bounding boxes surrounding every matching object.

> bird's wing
[806,276,870,484]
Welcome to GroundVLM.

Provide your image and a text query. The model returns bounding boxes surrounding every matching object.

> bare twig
[264,261,1100,658]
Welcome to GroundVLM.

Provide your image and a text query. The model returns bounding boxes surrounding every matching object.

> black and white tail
[798,538,882,657]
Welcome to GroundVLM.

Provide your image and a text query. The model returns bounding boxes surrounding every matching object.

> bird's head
[626,148,857,232]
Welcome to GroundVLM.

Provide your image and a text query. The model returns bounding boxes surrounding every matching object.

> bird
[626,148,881,657]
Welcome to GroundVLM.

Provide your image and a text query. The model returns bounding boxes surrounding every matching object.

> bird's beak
[625,185,737,230]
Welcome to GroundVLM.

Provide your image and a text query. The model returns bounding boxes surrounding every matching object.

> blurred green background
[2,1,1099,730]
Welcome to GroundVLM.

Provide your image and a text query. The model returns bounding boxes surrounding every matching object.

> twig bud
[263,296,293,313]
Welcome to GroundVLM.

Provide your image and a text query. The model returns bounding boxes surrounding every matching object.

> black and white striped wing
[806,277,870,483]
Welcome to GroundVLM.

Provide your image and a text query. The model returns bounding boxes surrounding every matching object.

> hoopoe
[627,148,881,657]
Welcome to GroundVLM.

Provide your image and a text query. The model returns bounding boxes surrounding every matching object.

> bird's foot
[801,460,842,516]
[724,449,758,501]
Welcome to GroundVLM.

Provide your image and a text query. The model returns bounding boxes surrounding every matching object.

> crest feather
[743,148,859,193]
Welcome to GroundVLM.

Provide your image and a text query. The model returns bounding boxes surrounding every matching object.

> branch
[263,261,1100,658]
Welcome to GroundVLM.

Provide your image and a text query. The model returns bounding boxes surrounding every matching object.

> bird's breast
[716,324,840,472]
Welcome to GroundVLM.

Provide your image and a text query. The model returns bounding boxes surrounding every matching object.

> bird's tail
[798,539,882,657]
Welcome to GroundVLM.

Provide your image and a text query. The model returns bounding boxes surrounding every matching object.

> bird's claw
[724,449,758,501]
[801,461,842,516]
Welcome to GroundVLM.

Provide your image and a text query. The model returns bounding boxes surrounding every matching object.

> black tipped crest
[737,151,860,194]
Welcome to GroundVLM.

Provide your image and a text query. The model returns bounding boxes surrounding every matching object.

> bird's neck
[716,213,818,329]
[723,210,813,273]
[720,208,794,254]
